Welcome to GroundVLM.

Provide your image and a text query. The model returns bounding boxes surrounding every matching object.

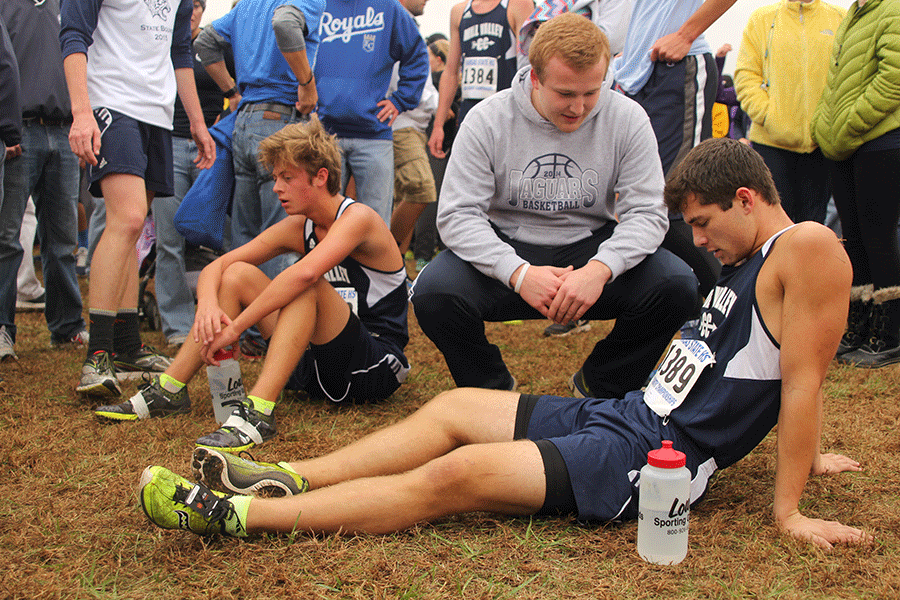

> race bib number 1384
[461,56,498,100]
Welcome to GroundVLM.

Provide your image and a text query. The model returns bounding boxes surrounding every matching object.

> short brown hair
[664,138,780,213]
[257,115,342,195]
[529,12,610,82]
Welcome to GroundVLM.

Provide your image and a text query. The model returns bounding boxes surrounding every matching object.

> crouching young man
[137,127,871,549]
[96,117,410,451]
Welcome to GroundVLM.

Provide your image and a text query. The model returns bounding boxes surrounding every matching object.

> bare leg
[286,388,522,489]
[390,200,427,255]
[249,278,350,402]
[91,175,150,313]
[165,261,274,383]
[166,263,352,402]
[247,438,545,535]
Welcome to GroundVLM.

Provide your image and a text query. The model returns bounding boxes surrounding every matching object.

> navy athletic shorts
[88,107,174,197]
[285,312,410,403]
[517,392,717,522]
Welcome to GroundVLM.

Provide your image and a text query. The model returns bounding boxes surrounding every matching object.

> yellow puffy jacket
[735,0,845,153]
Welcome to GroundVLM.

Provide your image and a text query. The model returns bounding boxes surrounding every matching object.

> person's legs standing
[391,128,435,254]
[230,108,295,279]
[0,123,37,346]
[340,137,394,226]
[0,152,14,360]
[754,143,798,219]
[34,123,85,342]
[794,148,831,224]
[830,156,872,355]
[413,150,447,264]
[80,109,173,395]
[633,54,720,303]
[153,136,198,345]
[838,148,900,367]
[16,196,44,307]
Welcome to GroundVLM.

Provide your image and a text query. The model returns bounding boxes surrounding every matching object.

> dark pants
[754,144,831,224]
[411,225,699,398]
[662,217,721,300]
[831,147,900,289]
[627,54,719,303]
[413,152,448,261]
[627,53,717,176]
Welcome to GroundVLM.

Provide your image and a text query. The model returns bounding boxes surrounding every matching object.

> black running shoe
[195,399,276,452]
[95,375,190,421]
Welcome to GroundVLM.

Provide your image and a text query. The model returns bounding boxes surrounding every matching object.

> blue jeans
[151,136,199,342]
[339,137,394,225]
[231,107,296,279]
[0,122,84,341]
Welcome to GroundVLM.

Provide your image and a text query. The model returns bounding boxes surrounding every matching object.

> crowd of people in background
[1,0,893,550]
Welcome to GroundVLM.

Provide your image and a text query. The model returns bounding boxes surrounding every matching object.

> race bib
[336,287,359,316]
[461,56,498,100]
[643,339,715,418]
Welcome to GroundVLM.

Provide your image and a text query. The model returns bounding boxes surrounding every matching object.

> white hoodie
[437,66,668,288]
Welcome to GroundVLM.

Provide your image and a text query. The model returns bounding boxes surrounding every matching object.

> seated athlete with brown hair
[139,129,870,551]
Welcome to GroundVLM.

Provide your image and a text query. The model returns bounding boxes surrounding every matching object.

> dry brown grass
[0,269,898,599]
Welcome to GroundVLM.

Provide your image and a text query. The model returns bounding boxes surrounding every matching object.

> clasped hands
[512,261,611,325]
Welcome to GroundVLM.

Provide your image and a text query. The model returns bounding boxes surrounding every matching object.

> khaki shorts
[393,127,436,205]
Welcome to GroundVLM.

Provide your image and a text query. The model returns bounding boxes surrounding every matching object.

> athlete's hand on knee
[812,453,862,476]
[779,511,873,550]
[68,112,101,168]
[192,303,232,345]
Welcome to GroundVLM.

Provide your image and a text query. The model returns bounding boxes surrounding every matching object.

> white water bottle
[207,347,246,424]
[637,440,690,565]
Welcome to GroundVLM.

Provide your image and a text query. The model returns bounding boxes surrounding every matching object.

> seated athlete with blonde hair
[96,116,410,451]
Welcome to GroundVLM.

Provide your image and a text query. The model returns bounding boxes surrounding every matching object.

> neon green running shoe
[192,447,308,498]
[138,466,248,537]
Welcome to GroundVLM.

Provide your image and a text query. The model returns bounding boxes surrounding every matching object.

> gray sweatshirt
[437,66,668,288]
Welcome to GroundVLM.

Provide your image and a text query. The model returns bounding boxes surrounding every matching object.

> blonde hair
[429,39,450,65]
[258,115,342,195]
[529,13,610,82]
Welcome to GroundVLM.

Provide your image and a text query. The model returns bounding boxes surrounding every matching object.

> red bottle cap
[212,348,234,361]
[647,440,686,468]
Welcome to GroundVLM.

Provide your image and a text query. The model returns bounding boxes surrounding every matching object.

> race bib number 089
[461,57,498,100]
[643,339,715,418]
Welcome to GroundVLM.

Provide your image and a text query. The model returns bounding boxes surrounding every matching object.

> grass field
[1,268,898,599]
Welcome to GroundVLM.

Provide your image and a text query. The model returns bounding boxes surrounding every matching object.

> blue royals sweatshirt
[314,0,428,140]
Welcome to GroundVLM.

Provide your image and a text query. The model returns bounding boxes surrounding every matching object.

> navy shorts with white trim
[285,312,410,403]
[87,107,174,197]
[523,392,715,522]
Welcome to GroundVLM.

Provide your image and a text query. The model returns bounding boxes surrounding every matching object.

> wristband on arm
[514,264,530,294]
